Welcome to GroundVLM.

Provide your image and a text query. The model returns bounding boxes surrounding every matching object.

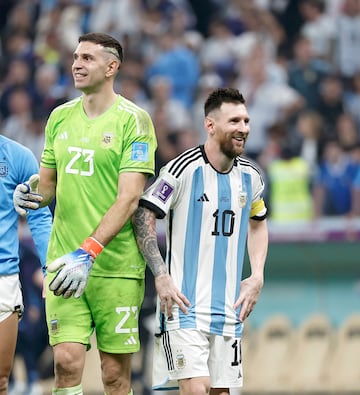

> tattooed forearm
[132,207,167,277]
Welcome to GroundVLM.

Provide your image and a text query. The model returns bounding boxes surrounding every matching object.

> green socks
[52,384,83,394]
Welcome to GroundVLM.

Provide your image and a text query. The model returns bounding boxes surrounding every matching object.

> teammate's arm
[234,218,268,322]
[132,206,190,315]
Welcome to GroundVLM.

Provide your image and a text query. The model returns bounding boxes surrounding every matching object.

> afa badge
[238,191,247,208]
[50,319,59,335]
[175,353,186,369]
[131,142,149,162]
[0,161,8,177]
[101,132,114,149]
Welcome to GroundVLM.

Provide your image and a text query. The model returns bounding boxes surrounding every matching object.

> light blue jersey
[0,135,53,275]
[140,146,267,337]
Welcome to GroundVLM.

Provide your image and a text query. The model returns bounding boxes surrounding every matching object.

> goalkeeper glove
[13,174,42,216]
[47,237,104,299]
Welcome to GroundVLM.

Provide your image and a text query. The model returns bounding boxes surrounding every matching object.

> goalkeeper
[13,32,157,395]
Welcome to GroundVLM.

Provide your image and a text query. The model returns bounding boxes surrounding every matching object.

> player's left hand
[47,248,95,299]
[234,275,264,322]
[47,237,103,298]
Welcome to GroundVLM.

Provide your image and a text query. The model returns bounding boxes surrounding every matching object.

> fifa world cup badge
[238,191,247,208]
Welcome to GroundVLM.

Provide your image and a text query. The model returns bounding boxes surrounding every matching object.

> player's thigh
[0,274,22,375]
[86,276,145,353]
[0,313,18,376]
[0,273,23,322]
[208,334,243,388]
[45,282,93,347]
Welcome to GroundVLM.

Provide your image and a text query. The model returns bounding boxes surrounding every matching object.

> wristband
[81,237,104,258]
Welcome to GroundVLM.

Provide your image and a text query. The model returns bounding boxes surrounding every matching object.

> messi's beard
[219,138,245,159]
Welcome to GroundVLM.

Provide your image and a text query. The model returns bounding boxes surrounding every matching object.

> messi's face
[207,102,250,159]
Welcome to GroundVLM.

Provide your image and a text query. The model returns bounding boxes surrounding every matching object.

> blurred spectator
[334,0,360,83]
[145,28,200,108]
[229,1,286,53]
[192,72,223,144]
[166,2,197,37]
[2,87,33,143]
[1,2,37,49]
[151,105,179,176]
[32,63,68,116]
[187,0,220,36]
[313,138,358,217]
[298,0,336,61]
[88,0,143,43]
[344,71,360,129]
[267,143,313,223]
[119,76,148,108]
[197,17,236,82]
[1,31,35,67]
[144,75,197,175]
[236,39,305,160]
[34,16,63,66]
[145,75,193,133]
[0,59,35,120]
[257,122,284,173]
[287,34,333,110]
[316,74,345,139]
[270,0,305,56]
[335,112,359,152]
[291,110,325,176]
[0,1,16,35]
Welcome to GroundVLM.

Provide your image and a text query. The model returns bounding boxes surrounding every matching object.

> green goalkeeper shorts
[45,275,145,353]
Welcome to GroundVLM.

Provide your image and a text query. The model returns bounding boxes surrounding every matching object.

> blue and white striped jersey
[140,145,267,337]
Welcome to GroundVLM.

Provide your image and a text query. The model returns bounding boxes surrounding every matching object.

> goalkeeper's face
[209,102,250,158]
[72,41,116,93]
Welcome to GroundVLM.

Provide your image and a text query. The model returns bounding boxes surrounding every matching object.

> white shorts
[152,328,243,390]
[0,274,23,322]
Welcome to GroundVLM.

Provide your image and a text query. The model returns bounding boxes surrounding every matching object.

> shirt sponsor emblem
[197,193,209,202]
[59,131,68,140]
[0,161,8,177]
[152,180,174,203]
[131,142,149,162]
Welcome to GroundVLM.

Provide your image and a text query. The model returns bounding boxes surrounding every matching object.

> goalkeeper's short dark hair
[78,32,124,63]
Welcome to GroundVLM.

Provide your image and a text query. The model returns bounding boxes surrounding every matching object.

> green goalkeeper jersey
[41,95,157,278]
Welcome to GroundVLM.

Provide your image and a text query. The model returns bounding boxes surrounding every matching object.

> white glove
[47,237,103,299]
[13,174,42,216]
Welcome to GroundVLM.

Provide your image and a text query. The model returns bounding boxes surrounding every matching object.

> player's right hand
[155,273,191,317]
[13,174,43,216]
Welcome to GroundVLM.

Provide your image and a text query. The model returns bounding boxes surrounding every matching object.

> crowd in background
[1,0,360,222]
[1,1,360,393]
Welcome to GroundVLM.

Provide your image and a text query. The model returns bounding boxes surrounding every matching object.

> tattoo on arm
[132,207,167,277]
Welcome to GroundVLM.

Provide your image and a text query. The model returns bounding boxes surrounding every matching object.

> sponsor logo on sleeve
[131,142,149,162]
[152,180,174,203]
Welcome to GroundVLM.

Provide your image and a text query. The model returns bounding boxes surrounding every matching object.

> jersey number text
[65,146,94,176]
